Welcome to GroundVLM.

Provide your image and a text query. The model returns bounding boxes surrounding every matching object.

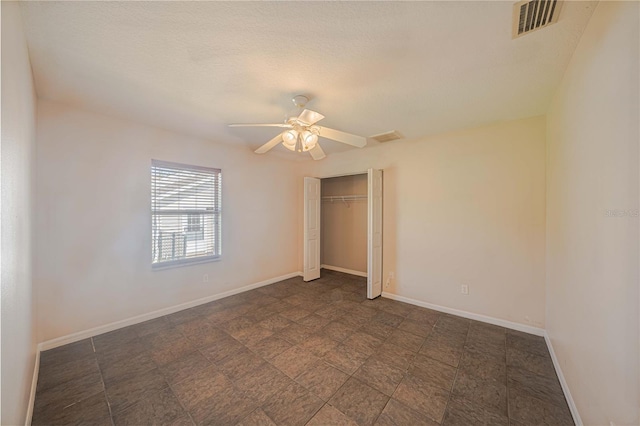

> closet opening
[303,169,383,299]
[320,174,368,279]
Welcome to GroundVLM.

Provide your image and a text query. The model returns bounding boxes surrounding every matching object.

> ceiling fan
[229,95,367,160]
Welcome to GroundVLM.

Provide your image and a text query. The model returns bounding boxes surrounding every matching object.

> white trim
[27,274,581,426]
[151,255,221,271]
[38,271,301,351]
[28,271,303,422]
[316,171,368,179]
[380,292,581,424]
[25,349,40,426]
[321,264,367,278]
[303,177,321,282]
[544,332,582,426]
[381,292,545,336]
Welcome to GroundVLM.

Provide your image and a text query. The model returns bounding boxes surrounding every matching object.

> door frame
[305,169,383,299]
[367,168,383,299]
[303,177,321,282]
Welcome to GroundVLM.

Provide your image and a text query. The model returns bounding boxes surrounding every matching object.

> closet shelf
[321,195,367,201]
[321,195,367,205]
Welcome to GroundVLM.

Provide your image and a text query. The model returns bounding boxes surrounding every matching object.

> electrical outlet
[460,284,469,295]
[203,274,209,283]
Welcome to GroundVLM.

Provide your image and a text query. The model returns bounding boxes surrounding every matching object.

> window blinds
[151,160,221,267]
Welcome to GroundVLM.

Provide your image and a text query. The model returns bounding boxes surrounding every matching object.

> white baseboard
[28,273,581,426]
[381,292,545,336]
[25,349,40,426]
[380,291,580,424]
[544,332,582,426]
[28,271,302,423]
[321,264,367,278]
[38,271,302,352]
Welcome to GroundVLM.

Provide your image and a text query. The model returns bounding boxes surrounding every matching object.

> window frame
[151,159,222,269]
[185,213,205,241]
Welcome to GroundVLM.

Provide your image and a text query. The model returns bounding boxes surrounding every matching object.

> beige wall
[546,2,639,425]
[35,100,300,341]
[1,2,38,424]
[15,6,639,424]
[321,174,368,273]
[304,116,547,327]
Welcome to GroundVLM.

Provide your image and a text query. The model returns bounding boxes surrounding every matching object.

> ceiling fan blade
[229,123,291,128]
[296,109,325,126]
[309,144,326,161]
[317,126,367,148]
[254,134,283,154]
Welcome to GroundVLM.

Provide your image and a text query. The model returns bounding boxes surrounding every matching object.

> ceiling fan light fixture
[301,129,318,151]
[234,96,367,160]
[282,129,298,151]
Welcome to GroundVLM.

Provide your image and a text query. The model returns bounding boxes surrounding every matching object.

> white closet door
[303,177,321,281]
[367,168,383,299]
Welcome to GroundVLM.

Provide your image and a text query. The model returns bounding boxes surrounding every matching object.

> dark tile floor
[32,271,574,425]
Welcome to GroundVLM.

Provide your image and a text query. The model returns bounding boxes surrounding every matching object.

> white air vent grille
[512,0,562,39]
[370,130,403,143]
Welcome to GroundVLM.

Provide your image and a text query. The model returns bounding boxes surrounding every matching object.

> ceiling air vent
[512,0,563,39]
[370,130,403,143]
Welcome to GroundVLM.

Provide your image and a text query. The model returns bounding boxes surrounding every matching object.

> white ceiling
[19,1,596,157]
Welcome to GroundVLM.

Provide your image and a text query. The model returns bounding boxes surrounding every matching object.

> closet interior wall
[321,174,368,275]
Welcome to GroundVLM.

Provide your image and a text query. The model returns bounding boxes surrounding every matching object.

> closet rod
[321,195,367,202]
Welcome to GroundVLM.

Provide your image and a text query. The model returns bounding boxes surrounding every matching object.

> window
[185,213,204,241]
[151,160,221,267]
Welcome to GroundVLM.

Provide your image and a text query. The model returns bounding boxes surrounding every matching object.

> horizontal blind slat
[151,160,221,265]
[151,210,221,215]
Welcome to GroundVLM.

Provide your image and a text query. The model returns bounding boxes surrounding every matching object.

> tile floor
[32,271,574,425]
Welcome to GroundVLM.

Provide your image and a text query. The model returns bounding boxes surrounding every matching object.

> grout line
[164,377,197,425]
[38,272,302,352]
[322,304,435,425]
[301,396,325,426]
[35,277,555,426]
[443,362,461,422]
[439,320,469,424]
[136,321,196,425]
[163,354,214,423]
[91,337,115,426]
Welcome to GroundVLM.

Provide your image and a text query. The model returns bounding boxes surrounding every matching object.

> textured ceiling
[20,1,596,157]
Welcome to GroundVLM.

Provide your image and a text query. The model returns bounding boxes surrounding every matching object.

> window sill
[152,255,221,270]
